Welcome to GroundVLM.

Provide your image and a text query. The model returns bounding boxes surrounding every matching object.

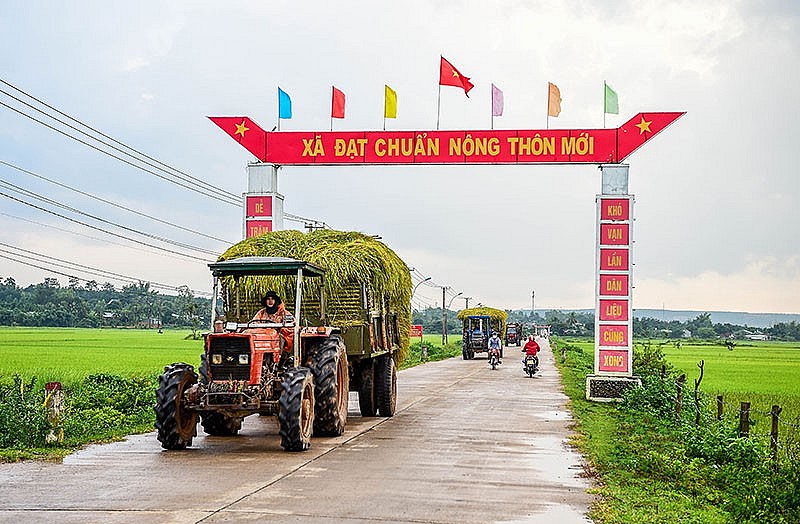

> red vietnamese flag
[208,116,267,161]
[439,56,474,97]
[331,86,346,118]
[617,112,685,161]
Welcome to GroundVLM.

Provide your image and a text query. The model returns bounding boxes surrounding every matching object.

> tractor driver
[252,291,294,354]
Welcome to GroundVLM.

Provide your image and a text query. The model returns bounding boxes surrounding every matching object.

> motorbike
[524,354,539,377]
[488,347,501,370]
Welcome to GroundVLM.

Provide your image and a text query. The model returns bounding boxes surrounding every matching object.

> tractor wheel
[278,367,315,451]
[375,354,397,417]
[358,361,377,417]
[155,363,198,450]
[462,346,468,360]
[311,336,349,436]
[469,349,475,360]
[200,412,242,436]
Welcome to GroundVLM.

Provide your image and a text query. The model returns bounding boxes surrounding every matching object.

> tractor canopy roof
[208,256,325,278]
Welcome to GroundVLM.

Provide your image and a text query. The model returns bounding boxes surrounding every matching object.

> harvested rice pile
[218,230,412,362]
[457,306,508,336]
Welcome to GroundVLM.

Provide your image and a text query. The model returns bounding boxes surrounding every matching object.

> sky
[0,0,798,314]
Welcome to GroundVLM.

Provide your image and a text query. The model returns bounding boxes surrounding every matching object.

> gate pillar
[586,164,641,401]
[243,163,284,238]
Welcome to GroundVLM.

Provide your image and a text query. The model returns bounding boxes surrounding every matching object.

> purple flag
[491,83,504,117]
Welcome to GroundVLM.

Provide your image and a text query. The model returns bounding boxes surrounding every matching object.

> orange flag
[548,82,562,117]
[439,56,474,97]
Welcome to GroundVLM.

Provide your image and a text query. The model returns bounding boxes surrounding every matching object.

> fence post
[716,395,723,421]
[676,374,686,422]
[770,405,782,468]
[739,402,750,438]
[694,360,704,427]
[660,364,666,379]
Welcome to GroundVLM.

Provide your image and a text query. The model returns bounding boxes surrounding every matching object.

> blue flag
[278,87,292,119]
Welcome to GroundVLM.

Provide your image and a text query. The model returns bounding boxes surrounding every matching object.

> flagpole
[546,82,550,130]
[277,87,281,132]
[603,81,606,129]
[436,83,441,130]
[490,87,494,130]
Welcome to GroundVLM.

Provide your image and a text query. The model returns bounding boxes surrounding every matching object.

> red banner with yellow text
[209,112,684,165]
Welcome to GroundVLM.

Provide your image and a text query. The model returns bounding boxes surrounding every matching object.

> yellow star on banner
[453,71,459,78]
[234,120,249,138]
[635,116,652,134]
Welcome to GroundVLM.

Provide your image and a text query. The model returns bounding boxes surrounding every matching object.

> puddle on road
[495,502,593,523]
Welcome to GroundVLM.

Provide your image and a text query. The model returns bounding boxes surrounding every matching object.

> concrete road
[0,339,594,523]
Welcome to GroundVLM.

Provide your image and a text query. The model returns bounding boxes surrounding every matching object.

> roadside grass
[553,336,800,523]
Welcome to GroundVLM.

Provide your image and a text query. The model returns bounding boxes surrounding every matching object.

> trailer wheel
[358,361,377,417]
[375,354,397,417]
[311,337,349,436]
[201,412,242,436]
[462,346,469,360]
[278,367,314,451]
[155,363,198,450]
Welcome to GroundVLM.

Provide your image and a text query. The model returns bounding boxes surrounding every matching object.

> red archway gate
[210,111,684,400]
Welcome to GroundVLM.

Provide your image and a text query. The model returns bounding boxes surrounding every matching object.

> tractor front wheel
[375,354,397,417]
[311,336,349,436]
[278,367,315,451]
[155,363,198,450]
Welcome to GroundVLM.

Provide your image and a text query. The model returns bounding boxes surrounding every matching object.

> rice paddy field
[661,339,800,422]
[0,327,203,384]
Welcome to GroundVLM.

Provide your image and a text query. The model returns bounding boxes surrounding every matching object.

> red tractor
[155,257,375,452]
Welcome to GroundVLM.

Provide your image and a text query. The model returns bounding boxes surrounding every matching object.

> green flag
[604,82,619,114]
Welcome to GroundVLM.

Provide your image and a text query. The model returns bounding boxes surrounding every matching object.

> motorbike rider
[522,335,540,370]
[487,331,502,364]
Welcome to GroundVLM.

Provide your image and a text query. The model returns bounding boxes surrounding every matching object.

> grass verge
[552,337,800,524]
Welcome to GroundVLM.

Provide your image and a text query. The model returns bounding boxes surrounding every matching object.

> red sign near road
[210,112,684,165]
[410,325,423,338]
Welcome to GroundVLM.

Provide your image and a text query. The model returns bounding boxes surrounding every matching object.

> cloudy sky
[1,1,798,314]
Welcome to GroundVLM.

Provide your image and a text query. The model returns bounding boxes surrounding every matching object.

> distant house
[682,329,692,338]
[733,329,769,341]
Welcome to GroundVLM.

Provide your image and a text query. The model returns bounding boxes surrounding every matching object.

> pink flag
[491,83,503,117]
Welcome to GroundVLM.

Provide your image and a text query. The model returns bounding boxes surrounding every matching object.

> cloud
[636,255,800,314]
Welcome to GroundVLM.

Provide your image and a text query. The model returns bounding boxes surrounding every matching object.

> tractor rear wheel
[358,361,377,417]
[462,346,468,360]
[278,367,314,451]
[155,363,198,450]
[311,336,349,436]
[201,412,242,436]
[375,354,397,417]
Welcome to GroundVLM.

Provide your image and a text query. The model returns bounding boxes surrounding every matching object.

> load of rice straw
[457,306,508,336]
[218,230,412,363]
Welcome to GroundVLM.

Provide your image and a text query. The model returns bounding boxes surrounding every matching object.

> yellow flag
[548,82,561,117]
[384,85,397,118]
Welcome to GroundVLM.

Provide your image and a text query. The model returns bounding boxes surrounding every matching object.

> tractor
[155,254,401,452]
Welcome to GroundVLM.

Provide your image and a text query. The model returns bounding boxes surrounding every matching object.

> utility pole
[531,290,535,321]
[461,296,472,309]
[440,286,449,345]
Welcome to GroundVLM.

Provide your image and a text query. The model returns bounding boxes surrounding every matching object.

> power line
[0,79,241,203]
[0,160,234,245]
[0,178,220,257]
[0,99,242,207]
[0,211,213,264]
[0,190,214,263]
[0,248,209,296]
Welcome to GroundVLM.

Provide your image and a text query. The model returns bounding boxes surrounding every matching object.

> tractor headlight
[238,354,250,365]
[211,354,223,365]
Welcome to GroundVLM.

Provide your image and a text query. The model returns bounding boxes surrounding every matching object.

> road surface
[0,338,594,523]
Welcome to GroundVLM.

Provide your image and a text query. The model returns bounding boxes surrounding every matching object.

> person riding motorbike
[487,331,502,364]
[522,335,540,370]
